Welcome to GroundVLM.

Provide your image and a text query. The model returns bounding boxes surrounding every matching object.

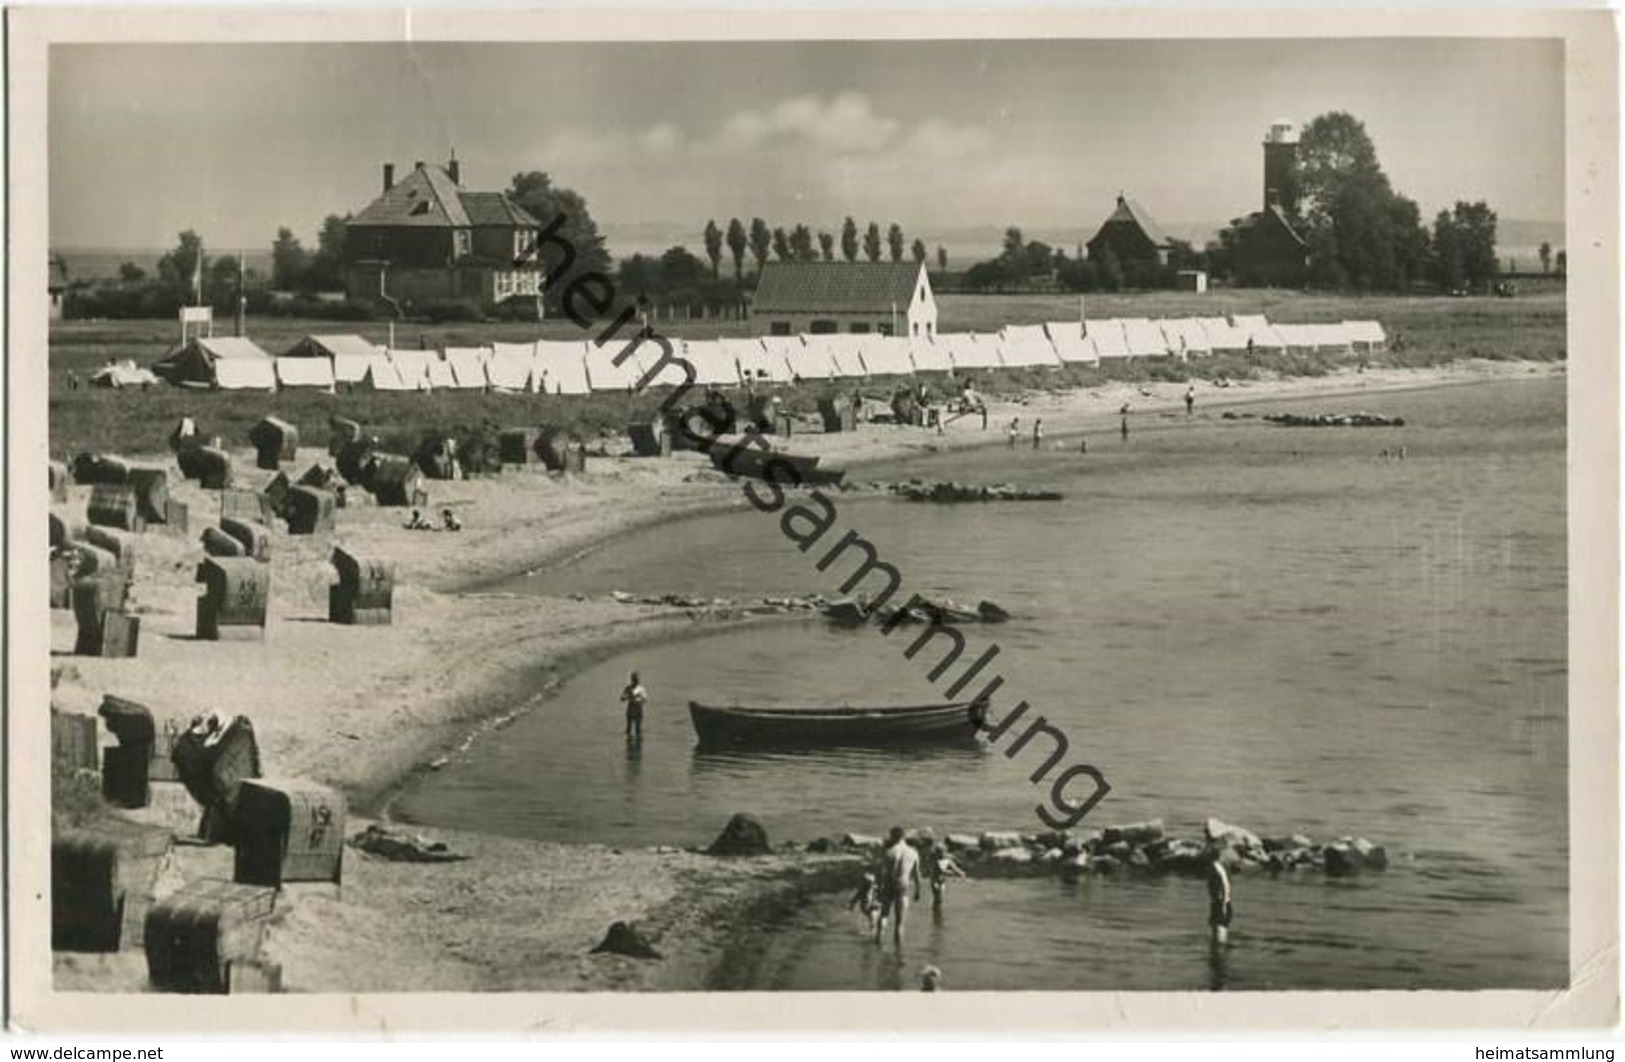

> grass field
[47,288,1566,459]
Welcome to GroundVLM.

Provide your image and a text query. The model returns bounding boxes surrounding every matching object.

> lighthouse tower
[1263,120,1299,215]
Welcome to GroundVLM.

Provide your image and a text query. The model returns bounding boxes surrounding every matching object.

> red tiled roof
[752,261,926,314]
[459,192,538,227]
[351,165,470,227]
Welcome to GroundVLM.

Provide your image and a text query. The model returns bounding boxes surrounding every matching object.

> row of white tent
[194,317,1388,392]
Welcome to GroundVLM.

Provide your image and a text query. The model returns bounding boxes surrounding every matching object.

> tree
[307,214,349,291]
[726,218,748,284]
[1001,226,1025,261]
[936,246,947,276]
[771,226,791,261]
[1022,239,1055,280]
[618,253,659,301]
[863,222,883,263]
[117,262,146,284]
[659,245,712,290]
[1431,200,1498,292]
[887,223,905,262]
[818,231,835,261]
[841,217,859,262]
[1539,241,1552,274]
[703,219,723,280]
[748,218,772,275]
[789,224,816,261]
[156,230,205,302]
[911,238,927,264]
[1291,112,1430,292]
[508,171,613,310]
[271,227,309,290]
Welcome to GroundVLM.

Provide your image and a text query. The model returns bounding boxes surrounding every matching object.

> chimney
[448,157,461,185]
[414,160,425,171]
[383,163,395,192]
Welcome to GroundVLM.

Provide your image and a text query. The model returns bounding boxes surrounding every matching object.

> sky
[50,38,1565,256]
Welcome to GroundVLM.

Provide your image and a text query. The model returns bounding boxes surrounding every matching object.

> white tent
[331,354,370,384]
[361,353,408,391]
[941,332,1001,370]
[1087,319,1132,360]
[274,356,335,391]
[285,334,381,362]
[998,325,1062,367]
[586,338,648,391]
[387,348,434,390]
[1044,322,1100,365]
[1273,324,1317,352]
[1230,314,1270,336]
[1307,322,1353,353]
[908,336,954,373]
[861,335,915,376]
[754,337,803,382]
[681,340,742,386]
[1249,324,1290,352]
[1200,316,1251,352]
[723,339,784,384]
[1343,320,1388,351]
[808,334,867,379]
[534,340,591,395]
[1158,319,1209,358]
[213,360,277,390]
[443,347,490,390]
[786,336,838,379]
[425,354,457,390]
[487,342,535,391]
[1122,318,1172,357]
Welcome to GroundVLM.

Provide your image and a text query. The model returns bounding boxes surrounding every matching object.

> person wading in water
[875,826,922,952]
[620,671,648,743]
[1206,848,1234,947]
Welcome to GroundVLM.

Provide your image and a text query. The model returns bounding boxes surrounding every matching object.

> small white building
[752,261,938,339]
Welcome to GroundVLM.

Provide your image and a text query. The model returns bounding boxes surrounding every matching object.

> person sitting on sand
[441,508,462,532]
[875,826,922,950]
[620,671,648,743]
[848,871,881,932]
[404,509,433,531]
[920,965,943,992]
[925,843,967,911]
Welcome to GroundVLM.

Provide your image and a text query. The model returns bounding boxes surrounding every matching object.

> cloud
[530,93,1017,230]
[716,91,901,154]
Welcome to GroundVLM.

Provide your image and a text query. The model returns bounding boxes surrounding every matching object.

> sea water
[395,376,1568,990]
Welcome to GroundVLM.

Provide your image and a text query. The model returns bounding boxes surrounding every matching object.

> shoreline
[49,358,1562,993]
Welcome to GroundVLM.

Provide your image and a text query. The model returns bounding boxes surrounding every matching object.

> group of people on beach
[848,826,966,951]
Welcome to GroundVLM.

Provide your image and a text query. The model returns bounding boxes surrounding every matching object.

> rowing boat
[688,700,981,748]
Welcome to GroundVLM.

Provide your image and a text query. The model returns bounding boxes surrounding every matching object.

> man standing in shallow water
[620,671,648,743]
[875,826,922,951]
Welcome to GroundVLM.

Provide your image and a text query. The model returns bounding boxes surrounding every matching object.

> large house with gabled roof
[751,260,937,338]
[343,159,545,309]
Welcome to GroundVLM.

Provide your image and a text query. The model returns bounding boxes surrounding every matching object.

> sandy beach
[48,357,1563,994]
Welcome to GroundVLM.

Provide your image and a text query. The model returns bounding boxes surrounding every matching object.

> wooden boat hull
[707,440,846,487]
[689,701,980,748]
